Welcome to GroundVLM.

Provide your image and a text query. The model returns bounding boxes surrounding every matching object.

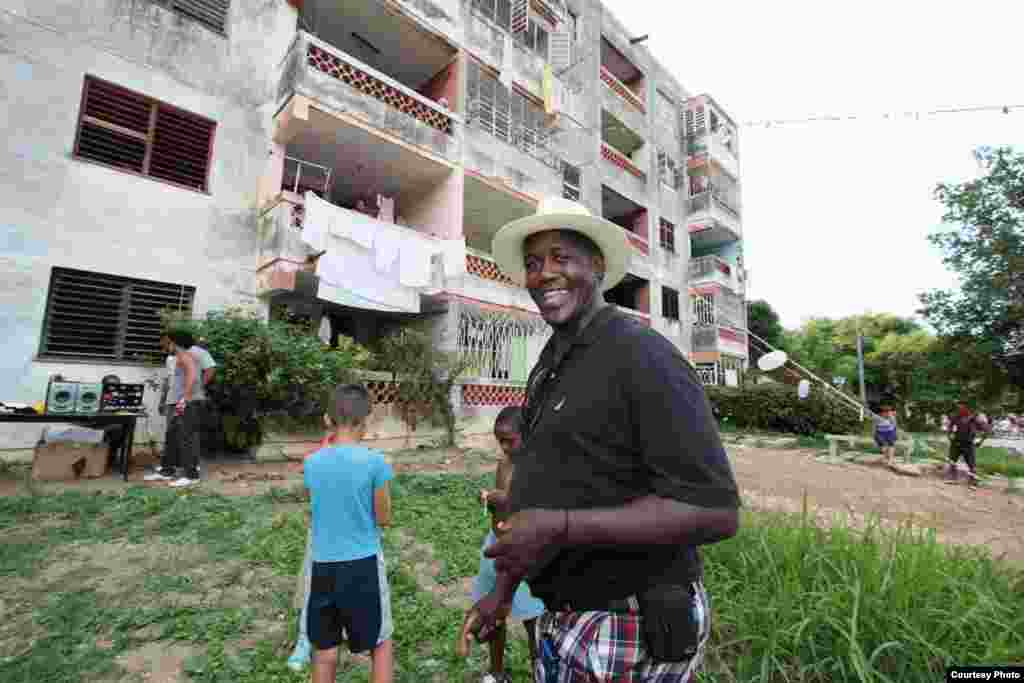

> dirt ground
[4,436,1023,564]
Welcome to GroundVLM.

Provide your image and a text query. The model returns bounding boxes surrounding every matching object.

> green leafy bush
[377,327,473,447]
[164,308,374,450]
[706,383,862,435]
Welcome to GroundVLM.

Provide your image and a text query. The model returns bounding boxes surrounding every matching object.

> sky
[600,0,1024,330]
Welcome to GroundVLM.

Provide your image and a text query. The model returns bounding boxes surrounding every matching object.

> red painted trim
[719,328,746,343]
[285,0,303,9]
[443,292,543,319]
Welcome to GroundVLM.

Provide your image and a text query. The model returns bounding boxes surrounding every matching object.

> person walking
[460,197,740,682]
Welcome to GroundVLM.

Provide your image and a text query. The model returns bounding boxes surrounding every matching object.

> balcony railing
[600,66,645,113]
[601,143,646,181]
[692,290,744,330]
[687,189,741,220]
[690,255,732,279]
[277,31,461,159]
[465,249,518,287]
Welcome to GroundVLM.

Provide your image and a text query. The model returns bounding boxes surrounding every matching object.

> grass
[1,474,1023,682]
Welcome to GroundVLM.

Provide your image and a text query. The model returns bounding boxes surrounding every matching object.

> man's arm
[202,368,215,385]
[177,349,197,402]
[565,495,738,547]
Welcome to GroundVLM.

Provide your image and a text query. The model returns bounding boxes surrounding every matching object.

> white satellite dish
[798,379,811,400]
[758,350,788,372]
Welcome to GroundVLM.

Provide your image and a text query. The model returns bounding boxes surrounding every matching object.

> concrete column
[257,141,286,210]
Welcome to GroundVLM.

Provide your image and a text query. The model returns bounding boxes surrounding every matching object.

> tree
[746,299,785,364]
[919,146,1024,408]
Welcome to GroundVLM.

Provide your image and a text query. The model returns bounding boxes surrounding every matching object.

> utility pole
[856,329,867,406]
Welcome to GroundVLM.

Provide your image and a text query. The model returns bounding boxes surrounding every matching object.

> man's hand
[457,591,512,656]
[175,398,186,416]
[486,508,567,577]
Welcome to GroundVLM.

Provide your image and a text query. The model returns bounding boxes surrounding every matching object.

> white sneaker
[144,470,175,482]
[170,477,200,488]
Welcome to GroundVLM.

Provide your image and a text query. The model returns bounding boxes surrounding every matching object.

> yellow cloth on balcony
[510,335,528,383]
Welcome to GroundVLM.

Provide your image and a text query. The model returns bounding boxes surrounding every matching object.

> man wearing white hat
[459,197,740,681]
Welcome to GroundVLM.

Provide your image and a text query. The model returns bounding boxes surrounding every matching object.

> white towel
[399,238,437,288]
[374,227,401,274]
[377,195,395,223]
[300,192,329,253]
[346,211,376,250]
[439,238,467,278]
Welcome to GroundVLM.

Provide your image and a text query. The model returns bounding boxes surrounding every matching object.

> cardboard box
[32,442,110,481]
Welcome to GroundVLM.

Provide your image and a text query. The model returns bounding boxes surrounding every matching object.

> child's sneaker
[287,635,312,671]
[144,468,175,482]
[170,471,200,488]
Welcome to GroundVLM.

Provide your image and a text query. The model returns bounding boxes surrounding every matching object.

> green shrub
[164,307,374,450]
[706,384,862,435]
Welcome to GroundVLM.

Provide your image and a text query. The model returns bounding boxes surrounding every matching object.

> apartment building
[0,0,747,449]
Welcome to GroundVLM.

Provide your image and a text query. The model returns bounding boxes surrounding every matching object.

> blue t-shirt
[304,445,394,562]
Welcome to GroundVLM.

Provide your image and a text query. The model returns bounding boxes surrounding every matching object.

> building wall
[0,0,297,450]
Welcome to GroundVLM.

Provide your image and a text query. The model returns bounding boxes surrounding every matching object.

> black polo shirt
[507,306,740,607]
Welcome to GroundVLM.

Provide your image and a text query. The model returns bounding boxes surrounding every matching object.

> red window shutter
[149,105,216,192]
[76,78,150,173]
[511,0,528,34]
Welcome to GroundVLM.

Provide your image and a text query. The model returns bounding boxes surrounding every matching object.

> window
[659,218,675,253]
[156,0,231,36]
[655,90,677,131]
[519,19,549,59]
[74,76,216,192]
[662,286,680,321]
[40,267,195,362]
[467,61,548,157]
[472,0,512,30]
[657,151,681,189]
[562,161,581,201]
[567,9,579,42]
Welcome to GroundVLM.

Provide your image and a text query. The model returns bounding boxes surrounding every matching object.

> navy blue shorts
[875,431,897,447]
[307,554,392,653]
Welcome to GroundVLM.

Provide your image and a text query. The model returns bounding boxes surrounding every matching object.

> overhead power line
[739,103,1024,129]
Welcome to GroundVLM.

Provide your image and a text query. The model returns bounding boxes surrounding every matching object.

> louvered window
[40,268,196,362]
[74,76,216,193]
[561,161,581,201]
[157,0,230,35]
[467,61,547,156]
[658,151,680,189]
[662,287,680,321]
[659,218,676,254]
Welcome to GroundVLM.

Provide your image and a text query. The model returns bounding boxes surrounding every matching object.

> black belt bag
[637,583,703,662]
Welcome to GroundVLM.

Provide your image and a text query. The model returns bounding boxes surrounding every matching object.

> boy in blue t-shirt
[303,384,394,683]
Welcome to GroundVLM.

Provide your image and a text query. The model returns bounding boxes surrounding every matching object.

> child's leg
[298,527,313,640]
[311,646,339,683]
[487,624,507,674]
[370,638,394,683]
[523,618,538,670]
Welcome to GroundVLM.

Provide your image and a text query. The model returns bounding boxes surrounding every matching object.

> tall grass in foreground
[701,502,1024,682]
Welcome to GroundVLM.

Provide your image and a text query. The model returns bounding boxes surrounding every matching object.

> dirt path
[4,438,1022,563]
[729,445,1024,563]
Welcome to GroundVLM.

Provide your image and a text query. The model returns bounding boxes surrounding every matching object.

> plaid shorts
[534,581,710,683]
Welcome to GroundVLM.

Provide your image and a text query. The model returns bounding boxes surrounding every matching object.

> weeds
[2,475,1023,682]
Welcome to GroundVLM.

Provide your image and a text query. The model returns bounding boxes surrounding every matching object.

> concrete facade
[0,0,746,454]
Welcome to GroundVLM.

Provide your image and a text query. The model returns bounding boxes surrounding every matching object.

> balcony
[601,37,646,114]
[255,192,318,297]
[602,185,650,257]
[692,325,748,358]
[687,188,741,246]
[276,30,461,162]
[689,255,744,292]
[690,285,747,357]
[687,130,740,180]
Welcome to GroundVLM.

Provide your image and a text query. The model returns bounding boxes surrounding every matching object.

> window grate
[659,218,675,253]
[74,76,216,192]
[40,267,195,363]
[157,0,231,35]
[662,286,680,321]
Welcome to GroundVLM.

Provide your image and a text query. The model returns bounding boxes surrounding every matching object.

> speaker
[75,383,103,414]
[100,383,145,411]
[46,382,78,414]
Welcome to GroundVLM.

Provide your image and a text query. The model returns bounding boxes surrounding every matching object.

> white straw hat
[491,196,629,292]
